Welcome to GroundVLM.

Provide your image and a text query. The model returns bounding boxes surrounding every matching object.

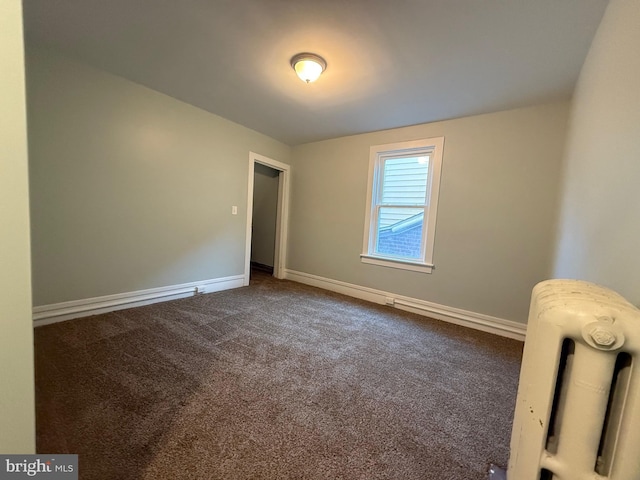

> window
[361,137,444,273]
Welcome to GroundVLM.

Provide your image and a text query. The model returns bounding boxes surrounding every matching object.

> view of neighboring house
[377,211,424,260]
[373,155,428,260]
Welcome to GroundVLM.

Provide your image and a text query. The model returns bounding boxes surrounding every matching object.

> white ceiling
[23,0,608,146]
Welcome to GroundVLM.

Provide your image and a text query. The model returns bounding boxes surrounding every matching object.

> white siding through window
[379,156,429,227]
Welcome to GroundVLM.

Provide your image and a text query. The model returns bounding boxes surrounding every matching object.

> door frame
[244,152,290,284]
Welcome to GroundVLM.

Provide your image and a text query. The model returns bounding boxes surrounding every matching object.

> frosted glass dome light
[290,53,327,83]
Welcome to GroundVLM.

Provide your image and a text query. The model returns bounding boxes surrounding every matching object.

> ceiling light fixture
[290,53,326,84]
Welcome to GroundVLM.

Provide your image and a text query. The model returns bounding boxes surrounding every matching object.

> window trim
[361,137,444,274]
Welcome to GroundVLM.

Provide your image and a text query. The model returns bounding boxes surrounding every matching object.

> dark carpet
[35,271,522,479]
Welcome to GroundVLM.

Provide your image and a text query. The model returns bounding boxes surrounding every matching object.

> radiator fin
[596,352,632,476]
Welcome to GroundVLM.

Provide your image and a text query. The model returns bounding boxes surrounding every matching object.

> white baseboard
[284,269,526,341]
[33,274,246,327]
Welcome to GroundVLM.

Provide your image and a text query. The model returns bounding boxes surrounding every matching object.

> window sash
[370,151,433,261]
[373,207,426,261]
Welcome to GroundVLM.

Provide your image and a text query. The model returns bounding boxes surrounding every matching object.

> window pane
[380,156,429,205]
[375,207,424,259]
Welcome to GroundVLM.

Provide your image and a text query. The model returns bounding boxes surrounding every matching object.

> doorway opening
[244,152,290,285]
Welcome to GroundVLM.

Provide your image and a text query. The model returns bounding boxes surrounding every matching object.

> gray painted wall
[553,0,640,305]
[0,0,35,453]
[26,47,290,306]
[288,102,570,323]
[251,163,279,268]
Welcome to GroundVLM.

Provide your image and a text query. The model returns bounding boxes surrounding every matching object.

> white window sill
[360,254,434,273]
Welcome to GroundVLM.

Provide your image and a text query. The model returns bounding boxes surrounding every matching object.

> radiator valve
[582,319,625,350]
[589,327,617,347]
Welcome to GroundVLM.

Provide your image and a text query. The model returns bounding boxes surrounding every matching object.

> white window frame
[361,137,444,273]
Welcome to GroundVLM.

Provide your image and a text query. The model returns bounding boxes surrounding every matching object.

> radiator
[508,279,640,480]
